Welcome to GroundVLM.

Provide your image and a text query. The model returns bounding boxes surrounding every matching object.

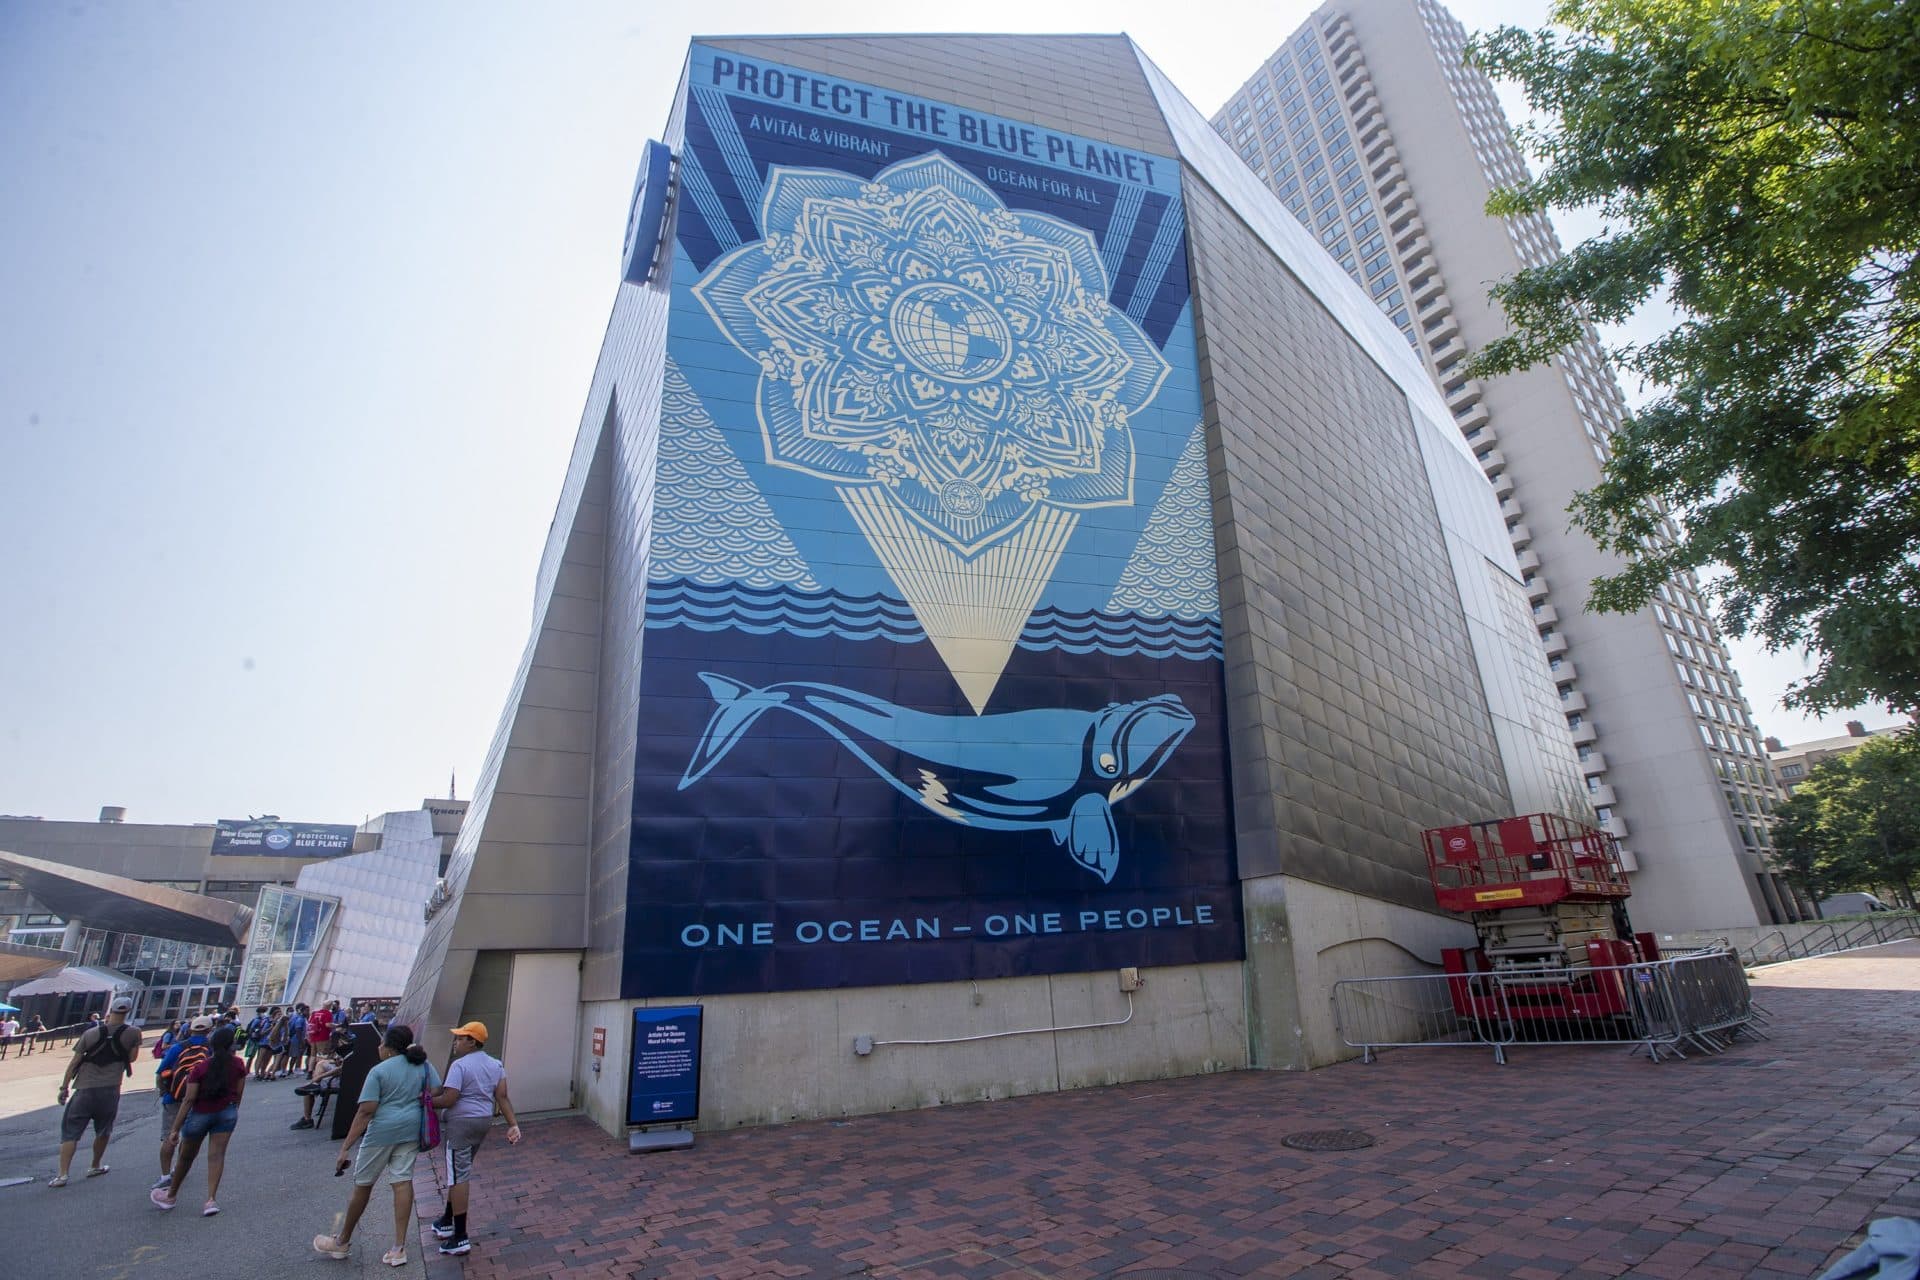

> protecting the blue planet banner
[623,46,1240,997]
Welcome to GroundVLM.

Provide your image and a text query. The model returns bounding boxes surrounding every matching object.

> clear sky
[0,1,1900,826]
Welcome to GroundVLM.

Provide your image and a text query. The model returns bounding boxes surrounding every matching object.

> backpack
[157,1041,210,1099]
[83,1024,135,1077]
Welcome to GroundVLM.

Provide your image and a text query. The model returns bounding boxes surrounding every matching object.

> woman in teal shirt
[312,1024,442,1268]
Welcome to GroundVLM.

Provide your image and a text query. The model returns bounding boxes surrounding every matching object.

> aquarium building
[398,32,1589,1133]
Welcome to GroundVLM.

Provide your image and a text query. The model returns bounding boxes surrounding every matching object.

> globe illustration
[891,285,1010,383]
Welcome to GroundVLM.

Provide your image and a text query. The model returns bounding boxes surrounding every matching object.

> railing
[0,1019,112,1057]
[1332,948,1766,1064]
[1739,912,1920,965]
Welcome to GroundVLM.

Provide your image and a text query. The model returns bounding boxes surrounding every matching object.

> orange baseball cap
[449,1021,488,1044]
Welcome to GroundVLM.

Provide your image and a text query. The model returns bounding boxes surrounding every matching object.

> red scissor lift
[1425,813,1659,1025]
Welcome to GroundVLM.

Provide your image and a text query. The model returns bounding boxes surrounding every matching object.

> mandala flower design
[693,152,1170,556]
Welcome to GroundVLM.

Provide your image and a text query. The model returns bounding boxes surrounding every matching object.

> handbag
[417,1066,441,1152]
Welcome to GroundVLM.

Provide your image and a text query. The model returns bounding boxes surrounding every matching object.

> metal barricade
[1332,946,1763,1065]
[1646,948,1769,1056]
[1331,971,1514,1064]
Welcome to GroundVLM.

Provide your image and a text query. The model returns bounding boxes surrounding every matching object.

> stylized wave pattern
[647,579,1221,659]
[1020,608,1221,658]
[1108,423,1220,617]
[650,359,822,590]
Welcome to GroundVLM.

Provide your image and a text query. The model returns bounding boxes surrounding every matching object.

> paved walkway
[0,1029,446,1278]
[453,943,1920,1279]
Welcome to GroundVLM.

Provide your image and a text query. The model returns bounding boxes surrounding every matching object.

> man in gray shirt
[428,1021,521,1257]
[52,996,143,1186]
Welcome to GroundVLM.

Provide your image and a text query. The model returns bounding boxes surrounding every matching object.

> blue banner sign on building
[622,46,1240,997]
[627,1005,703,1126]
[211,819,356,856]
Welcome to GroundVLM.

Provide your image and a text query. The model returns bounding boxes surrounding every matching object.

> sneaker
[290,1118,316,1130]
[312,1234,350,1260]
[439,1238,471,1256]
[150,1187,176,1210]
[202,1200,219,1217]
[153,1174,174,1189]
[431,1220,456,1239]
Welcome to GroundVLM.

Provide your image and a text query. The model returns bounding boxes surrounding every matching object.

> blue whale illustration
[679,675,1196,883]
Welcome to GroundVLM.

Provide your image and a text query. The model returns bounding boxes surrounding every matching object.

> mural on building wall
[624,46,1240,997]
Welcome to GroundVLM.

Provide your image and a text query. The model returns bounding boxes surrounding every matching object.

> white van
[1818,892,1894,916]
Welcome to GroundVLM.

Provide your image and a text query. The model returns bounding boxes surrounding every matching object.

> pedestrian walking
[150,1025,247,1215]
[312,1024,441,1267]
[153,1015,213,1189]
[428,1021,521,1256]
[50,996,142,1186]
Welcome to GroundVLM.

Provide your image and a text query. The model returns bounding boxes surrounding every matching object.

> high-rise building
[1212,0,1799,932]
[399,31,1594,1135]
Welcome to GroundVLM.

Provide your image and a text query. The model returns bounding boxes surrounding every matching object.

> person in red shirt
[306,1001,337,1080]
[151,1026,247,1216]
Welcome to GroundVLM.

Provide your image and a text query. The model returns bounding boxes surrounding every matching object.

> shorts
[60,1087,121,1142]
[160,1098,180,1133]
[181,1105,239,1139]
[352,1140,418,1187]
[444,1116,492,1184]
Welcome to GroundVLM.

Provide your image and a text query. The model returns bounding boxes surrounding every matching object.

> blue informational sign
[621,46,1240,998]
[212,819,355,856]
[621,139,675,286]
[627,1005,703,1126]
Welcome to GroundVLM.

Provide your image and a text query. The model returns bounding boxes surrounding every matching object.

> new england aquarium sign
[622,46,1241,997]
[211,819,356,856]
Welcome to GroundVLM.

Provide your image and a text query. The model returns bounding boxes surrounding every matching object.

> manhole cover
[1281,1128,1376,1151]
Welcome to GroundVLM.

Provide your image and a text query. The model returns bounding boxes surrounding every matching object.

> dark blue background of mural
[622,51,1240,998]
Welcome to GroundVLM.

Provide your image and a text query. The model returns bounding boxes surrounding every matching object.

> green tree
[1771,731,1920,908]
[1466,0,1920,713]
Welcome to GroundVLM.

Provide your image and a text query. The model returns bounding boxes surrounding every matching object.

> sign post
[626,1005,701,1152]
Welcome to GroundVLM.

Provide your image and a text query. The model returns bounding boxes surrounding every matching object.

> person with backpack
[286,1005,309,1075]
[243,1008,271,1077]
[50,995,142,1187]
[311,1024,441,1267]
[150,1025,247,1216]
[153,1015,213,1190]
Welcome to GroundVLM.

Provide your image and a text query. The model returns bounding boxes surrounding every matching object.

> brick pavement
[444,945,1920,1278]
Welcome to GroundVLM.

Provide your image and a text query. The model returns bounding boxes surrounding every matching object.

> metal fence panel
[1332,947,1762,1064]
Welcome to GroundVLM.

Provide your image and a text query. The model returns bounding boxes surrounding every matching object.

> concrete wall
[0,817,343,914]
[578,962,1246,1133]
[1242,873,1476,1067]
